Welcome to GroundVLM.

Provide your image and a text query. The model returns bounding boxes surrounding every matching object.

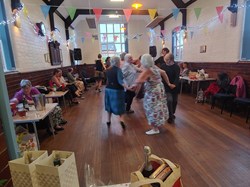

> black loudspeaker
[227,0,238,13]
[149,46,157,57]
[74,48,82,60]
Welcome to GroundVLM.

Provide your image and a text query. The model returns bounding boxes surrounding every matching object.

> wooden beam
[65,9,150,29]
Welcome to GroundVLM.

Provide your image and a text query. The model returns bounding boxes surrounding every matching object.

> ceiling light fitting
[108,14,120,18]
[132,3,142,9]
[110,0,124,2]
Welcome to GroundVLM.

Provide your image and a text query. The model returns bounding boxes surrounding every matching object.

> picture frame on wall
[200,45,207,53]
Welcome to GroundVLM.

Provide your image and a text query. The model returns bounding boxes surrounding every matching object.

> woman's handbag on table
[130,146,183,187]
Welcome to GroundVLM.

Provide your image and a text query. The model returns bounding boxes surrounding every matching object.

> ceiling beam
[159,0,197,28]
[65,9,151,29]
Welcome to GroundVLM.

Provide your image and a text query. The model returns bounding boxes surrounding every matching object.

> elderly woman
[10,79,66,135]
[105,56,129,129]
[133,54,175,135]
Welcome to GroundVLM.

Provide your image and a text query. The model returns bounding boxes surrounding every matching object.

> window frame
[172,26,184,61]
[99,23,127,58]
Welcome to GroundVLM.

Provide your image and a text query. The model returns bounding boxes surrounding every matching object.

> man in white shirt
[122,54,141,113]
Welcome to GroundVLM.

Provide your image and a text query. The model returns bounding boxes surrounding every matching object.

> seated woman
[180,62,189,77]
[51,69,79,103]
[66,68,85,94]
[10,79,66,135]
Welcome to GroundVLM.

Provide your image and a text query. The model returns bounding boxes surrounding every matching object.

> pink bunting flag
[123,9,132,22]
[93,8,102,22]
[216,6,224,23]
[113,35,119,42]
[161,30,166,36]
[86,32,92,38]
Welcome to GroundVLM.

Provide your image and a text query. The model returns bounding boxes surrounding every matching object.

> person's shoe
[145,129,160,135]
[167,118,173,124]
[120,121,126,129]
[106,122,111,127]
[54,126,64,131]
[47,129,57,136]
[60,119,67,125]
[126,109,134,114]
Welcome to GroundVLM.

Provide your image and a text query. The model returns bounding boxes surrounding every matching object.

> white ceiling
[56,0,180,27]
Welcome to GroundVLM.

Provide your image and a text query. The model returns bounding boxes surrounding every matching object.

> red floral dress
[143,66,168,127]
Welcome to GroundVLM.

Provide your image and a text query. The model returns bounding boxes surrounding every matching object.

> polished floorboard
[41,87,250,187]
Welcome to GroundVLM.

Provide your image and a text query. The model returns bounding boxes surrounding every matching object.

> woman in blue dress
[105,56,130,129]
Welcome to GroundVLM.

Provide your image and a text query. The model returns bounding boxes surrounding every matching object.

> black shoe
[167,118,173,124]
[47,129,58,136]
[126,109,134,114]
[107,122,111,127]
[60,119,67,125]
[120,121,126,129]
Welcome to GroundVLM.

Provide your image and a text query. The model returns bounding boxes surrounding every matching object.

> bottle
[22,95,29,111]
[53,152,61,167]
[53,83,57,92]
[141,146,154,177]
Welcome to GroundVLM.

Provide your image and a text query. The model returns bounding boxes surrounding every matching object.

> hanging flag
[91,37,95,43]
[161,30,166,36]
[86,32,92,38]
[123,9,132,22]
[114,35,119,42]
[67,7,77,20]
[172,8,180,20]
[81,37,85,43]
[23,6,29,17]
[40,5,50,19]
[204,26,209,35]
[194,8,202,20]
[93,8,102,22]
[216,6,224,23]
[148,9,157,20]
[190,31,194,39]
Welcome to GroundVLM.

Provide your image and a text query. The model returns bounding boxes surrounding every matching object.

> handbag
[130,154,183,187]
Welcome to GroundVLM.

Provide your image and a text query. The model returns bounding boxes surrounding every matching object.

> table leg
[180,80,183,94]
[63,96,66,108]
[197,81,200,93]
[32,122,40,150]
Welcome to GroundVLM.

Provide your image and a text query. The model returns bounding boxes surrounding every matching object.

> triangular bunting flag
[40,5,50,19]
[86,32,92,38]
[172,8,180,20]
[23,6,28,17]
[123,9,132,22]
[81,37,85,43]
[216,6,224,23]
[93,8,102,22]
[190,31,194,39]
[194,8,201,20]
[92,37,95,43]
[148,9,157,20]
[67,7,77,20]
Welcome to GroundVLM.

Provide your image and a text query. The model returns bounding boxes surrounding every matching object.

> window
[99,24,127,58]
[241,0,250,60]
[0,40,7,72]
[172,27,184,61]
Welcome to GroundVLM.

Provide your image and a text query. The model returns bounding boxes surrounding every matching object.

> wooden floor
[41,87,250,187]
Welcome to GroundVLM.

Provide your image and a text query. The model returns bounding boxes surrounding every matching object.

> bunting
[67,7,77,20]
[23,6,28,17]
[216,6,224,23]
[148,9,157,20]
[172,8,180,20]
[190,31,194,39]
[81,37,85,43]
[93,8,102,22]
[40,5,50,19]
[123,9,132,22]
[194,8,202,20]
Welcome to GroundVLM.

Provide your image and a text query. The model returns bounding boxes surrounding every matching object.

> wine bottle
[53,152,61,167]
[141,146,154,177]
[22,95,29,111]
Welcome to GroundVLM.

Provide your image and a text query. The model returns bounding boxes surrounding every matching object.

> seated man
[81,63,96,90]
[10,79,67,135]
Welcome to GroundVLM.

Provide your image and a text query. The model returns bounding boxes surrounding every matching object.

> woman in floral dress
[133,54,175,135]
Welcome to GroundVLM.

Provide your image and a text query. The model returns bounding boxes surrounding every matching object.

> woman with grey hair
[105,56,129,129]
[133,54,175,135]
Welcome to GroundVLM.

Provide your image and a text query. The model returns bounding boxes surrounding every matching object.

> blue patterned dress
[143,66,168,127]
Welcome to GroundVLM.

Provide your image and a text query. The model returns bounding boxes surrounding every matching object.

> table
[180,77,216,94]
[45,90,68,107]
[13,103,58,149]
